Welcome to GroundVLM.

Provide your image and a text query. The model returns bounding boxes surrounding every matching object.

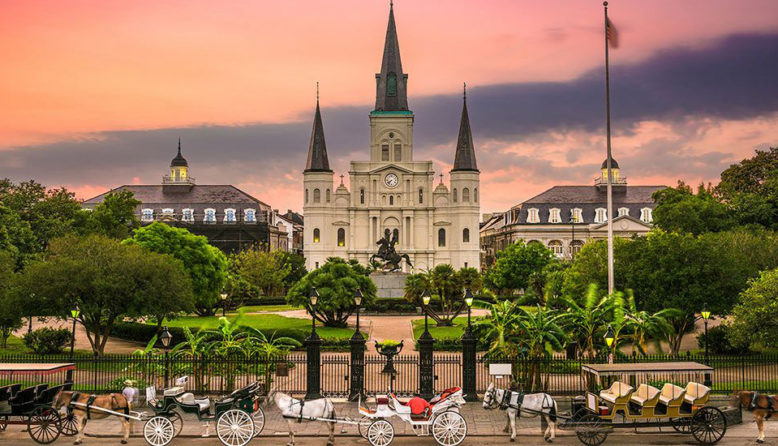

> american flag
[606,17,619,48]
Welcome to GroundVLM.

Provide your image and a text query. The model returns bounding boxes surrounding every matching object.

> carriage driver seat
[177,393,211,414]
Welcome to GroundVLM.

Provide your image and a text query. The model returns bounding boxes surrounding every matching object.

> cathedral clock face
[384,173,399,188]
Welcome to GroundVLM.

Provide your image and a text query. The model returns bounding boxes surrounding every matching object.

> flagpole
[604,1,615,296]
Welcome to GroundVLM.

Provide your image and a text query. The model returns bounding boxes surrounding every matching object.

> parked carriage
[565,362,732,446]
[143,379,265,446]
[0,363,80,444]
[358,387,468,446]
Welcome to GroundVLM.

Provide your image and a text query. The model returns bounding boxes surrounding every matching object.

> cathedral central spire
[374,1,409,112]
[304,83,332,173]
[452,83,479,172]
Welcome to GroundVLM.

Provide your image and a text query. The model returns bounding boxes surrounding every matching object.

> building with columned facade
[302,3,481,271]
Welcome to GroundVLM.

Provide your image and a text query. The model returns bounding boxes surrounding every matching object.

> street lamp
[309,287,319,336]
[701,303,711,364]
[28,293,35,335]
[604,324,615,364]
[70,304,80,358]
[220,290,229,317]
[421,289,431,335]
[353,288,363,336]
[463,288,474,332]
[160,326,172,388]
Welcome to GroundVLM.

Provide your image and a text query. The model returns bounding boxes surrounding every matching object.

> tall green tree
[0,251,23,348]
[18,234,194,355]
[85,190,141,239]
[286,257,376,327]
[561,285,614,359]
[652,181,735,235]
[485,240,556,295]
[231,247,290,297]
[728,269,778,349]
[125,222,228,316]
[717,147,778,230]
[278,251,307,290]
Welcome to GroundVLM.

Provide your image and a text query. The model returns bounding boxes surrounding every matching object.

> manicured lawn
[161,313,356,340]
[411,316,473,340]
[232,304,301,313]
[0,335,32,355]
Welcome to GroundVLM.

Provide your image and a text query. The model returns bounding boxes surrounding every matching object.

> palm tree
[607,292,632,359]
[171,327,215,391]
[624,291,680,356]
[561,284,613,359]
[472,299,521,357]
[514,306,567,391]
[242,327,301,393]
[130,335,164,388]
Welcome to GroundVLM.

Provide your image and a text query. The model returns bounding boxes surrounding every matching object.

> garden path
[13,318,144,354]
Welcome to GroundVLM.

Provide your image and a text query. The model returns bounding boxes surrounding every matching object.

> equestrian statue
[370,231,413,271]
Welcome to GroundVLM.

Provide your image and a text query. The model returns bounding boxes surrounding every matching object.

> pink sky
[1,0,778,213]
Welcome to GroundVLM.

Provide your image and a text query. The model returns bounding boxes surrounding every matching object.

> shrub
[697,324,748,355]
[23,327,72,354]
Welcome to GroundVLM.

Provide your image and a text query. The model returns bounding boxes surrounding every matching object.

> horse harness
[750,392,776,418]
[69,391,129,420]
[495,388,525,411]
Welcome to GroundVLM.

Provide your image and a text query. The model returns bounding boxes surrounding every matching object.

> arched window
[389,196,394,205]
[224,208,236,223]
[571,208,583,223]
[337,228,345,247]
[438,228,446,247]
[618,207,629,217]
[527,208,540,223]
[326,189,331,203]
[360,188,365,204]
[570,240,584,257]
[387,72,397,97]
[463,228,470,243]
[641,207,653,223]
[313,188,321,203]
[418,188,423,204]
[549,208,561,223]
[474,188,478,202]
[381,143,390,161]
[452,188,458,203]
[462,188,470,202]
[595,208,607,223]
[313,228,320,243]
[548,240,564,257]
[204,208,216,223]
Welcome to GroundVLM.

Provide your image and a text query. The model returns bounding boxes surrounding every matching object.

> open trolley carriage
[0,363,79,444]
[566,361,733,446]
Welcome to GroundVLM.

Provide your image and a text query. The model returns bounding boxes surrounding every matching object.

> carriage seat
[9,387,36,414]
[658,384,686,407]
[683,382,710,406]
[0,385,14,402]
[630,384,660,407]
[599,382,633,404]
[176,393,211,414]
[429,387,462,405]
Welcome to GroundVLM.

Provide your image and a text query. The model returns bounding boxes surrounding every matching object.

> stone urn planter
[375,340,404,374]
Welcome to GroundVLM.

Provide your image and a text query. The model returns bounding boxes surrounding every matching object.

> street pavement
[1,401,776,446]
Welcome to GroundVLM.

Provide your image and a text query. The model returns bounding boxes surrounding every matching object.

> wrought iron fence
[1,352,776,397]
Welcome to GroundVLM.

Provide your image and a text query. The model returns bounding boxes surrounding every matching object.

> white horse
[482,383,558,443]
[270,391,344,446]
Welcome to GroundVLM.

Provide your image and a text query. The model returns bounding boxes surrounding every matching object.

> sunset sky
[2,0,778,213]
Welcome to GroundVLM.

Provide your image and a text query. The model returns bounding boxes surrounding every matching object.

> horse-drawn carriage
[0,363,79,444]
[143,378,265,446]
[358,387,468,446]
[566,362,731,445]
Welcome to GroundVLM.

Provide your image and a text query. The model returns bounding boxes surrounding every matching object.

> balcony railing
[162,175,196,184]
[594,176,627,186]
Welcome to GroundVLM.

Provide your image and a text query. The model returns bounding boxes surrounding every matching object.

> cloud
[1,32,778,211]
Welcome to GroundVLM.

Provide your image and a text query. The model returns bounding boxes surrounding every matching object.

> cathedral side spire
[451,84,478,172]
[374,1,408,111]
[304,84,332,172]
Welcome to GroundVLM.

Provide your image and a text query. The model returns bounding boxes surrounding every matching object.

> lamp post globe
[353,288,363,334]
[701,303,711,365]
[464,288,474,330]
[421,289,431,333]
[220,290,228,317]
[70,304,80,358]
[604,324,615,364]
[160,326,172,388]
[309,287,319,335]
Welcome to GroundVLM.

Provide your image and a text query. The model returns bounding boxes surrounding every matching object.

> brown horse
[730,391,777,444]
[53,390,132,445]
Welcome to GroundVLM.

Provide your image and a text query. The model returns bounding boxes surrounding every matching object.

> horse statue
[53,390,132,445]
[482,383,558,443]
[270,390,345,446]
[731,390,777,443]
[370,232,412,271]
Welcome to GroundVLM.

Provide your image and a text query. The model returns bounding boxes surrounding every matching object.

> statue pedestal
[370,271,409,298]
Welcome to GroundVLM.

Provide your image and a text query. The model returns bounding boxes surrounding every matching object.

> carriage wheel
[216,409,254,446]
[432,411,467,446]
[671,417,691,434]
[575,413,609,446]
[27,406,62,444]
[144,416,175,446]
[168,412,184,437]
[357,416,372,439]
[251,406,265,438]
[367,419,394,446]
[61,411,79,436]
[690,407,727,445]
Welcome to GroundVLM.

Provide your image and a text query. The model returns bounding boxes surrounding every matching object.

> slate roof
[451,94,478,172]
[374,2,409,112]
[171,139,188,167]
[83,185,271,210]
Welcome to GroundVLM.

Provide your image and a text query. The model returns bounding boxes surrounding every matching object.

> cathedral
[303,3,481,272]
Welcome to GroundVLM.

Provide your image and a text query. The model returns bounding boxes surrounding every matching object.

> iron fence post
[305,330,322,399]
[418,329,434,400]
[461,318,477,402]
[349,331,366,401]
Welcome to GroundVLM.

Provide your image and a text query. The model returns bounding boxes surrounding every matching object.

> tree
[561,238,629,302]
[473,299,522,357]
[125,222,228,316]
[561,285,613,359]
[0,205,37,268]
[231,247,290,297]
[514,306,566,391]
[278,251,307,290]
[18,234,194,355]
[624,290,679,356]
[652,181,735,235]
[457,267,483,293]
[85,190,141,239]
[286,257,376,328]
[485,240,555,295]
[0,251,23,348]
[728,269,778,349]
[717,147,778,230]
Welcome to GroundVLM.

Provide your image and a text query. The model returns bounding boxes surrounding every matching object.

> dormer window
[527,208,540,223]
[182,208,194,222]
[571,208,583,223]
[618,207,630,217]
[141,208,154,222]
[162,208,174,215]
[204,208,216,223]
[244,209,256,223]
[549,208,561,223]
[224,208,236,223]
[595,208,607,223]
[641,207,653,223]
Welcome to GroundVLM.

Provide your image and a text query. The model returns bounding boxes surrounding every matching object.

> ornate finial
[463,82,467,102]
[340,174,344,186]
[316,82,319,103]
[390,0,393,8]
[177,137,181,154]
[439,174,444,184]
[603,1,608,6]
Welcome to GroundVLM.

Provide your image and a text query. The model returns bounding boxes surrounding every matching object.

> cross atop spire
[451,85,479,172]
[304,84,332,173]
[374,1,409,112]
